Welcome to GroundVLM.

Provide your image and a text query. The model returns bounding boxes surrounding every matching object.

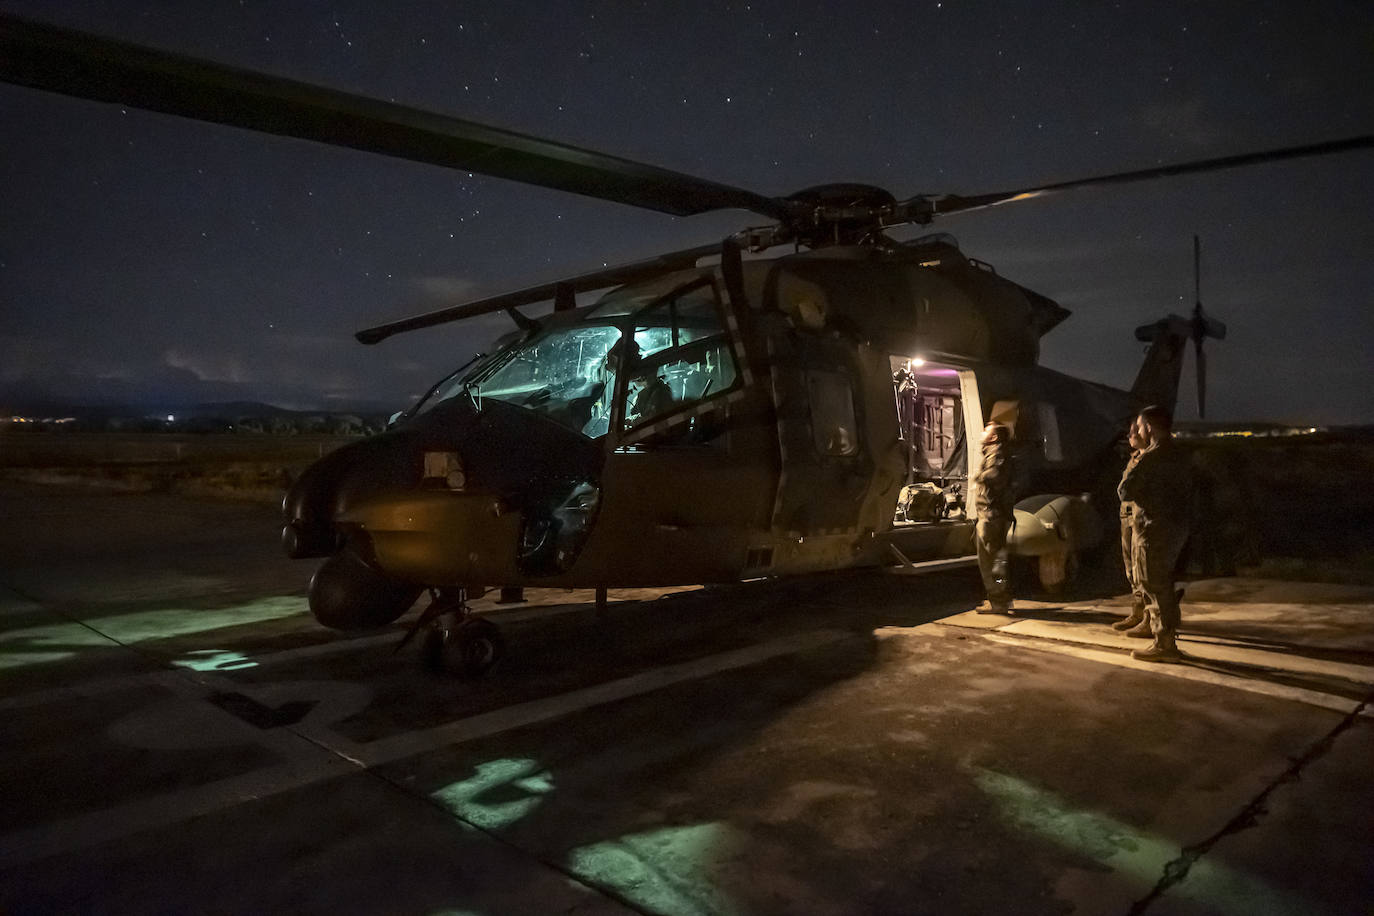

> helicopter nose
[334,490,522,586]
[281,431,420,558]
[281,516,339,559]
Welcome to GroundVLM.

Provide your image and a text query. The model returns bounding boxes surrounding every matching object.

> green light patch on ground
[429,758,555,831]
[567,822,741,916]
[0,621,113,669]
[0,597,306,670]
[975,768,1312,915]
[172,649,259,671]
[432,761,740,916]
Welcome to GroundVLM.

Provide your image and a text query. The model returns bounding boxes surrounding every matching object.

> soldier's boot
[1112,600,1147,631]
[1123,619,1154,638]
[976,599,1013,615]
[1131,629,1183,663]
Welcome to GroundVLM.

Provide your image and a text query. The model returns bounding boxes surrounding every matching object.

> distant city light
[166,414,175,422]
[1195,425,1328,439]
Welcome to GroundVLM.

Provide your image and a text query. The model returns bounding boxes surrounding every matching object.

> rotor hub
[781,184,902,247]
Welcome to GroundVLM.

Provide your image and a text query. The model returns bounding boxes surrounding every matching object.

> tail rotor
[1130,235,1227,417]
[1189,235,1227,417]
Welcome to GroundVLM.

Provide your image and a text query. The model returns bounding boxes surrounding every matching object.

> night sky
[2,0,1371,422]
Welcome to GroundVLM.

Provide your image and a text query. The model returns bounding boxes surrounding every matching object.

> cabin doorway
[890,357,975,526]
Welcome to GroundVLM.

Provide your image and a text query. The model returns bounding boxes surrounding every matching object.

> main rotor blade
[1195,339,1207,419]
[356,243,721,344]
[924,135,1374,216]
[0,14,790,220]
[1193,234,1202,304]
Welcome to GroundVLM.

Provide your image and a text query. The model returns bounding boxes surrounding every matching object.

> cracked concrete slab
[1143,714,1373,916]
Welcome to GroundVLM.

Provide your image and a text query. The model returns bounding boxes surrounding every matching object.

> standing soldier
[1113,420,1149,631]
[974,422,1017,614]
[1118,406,1195,662]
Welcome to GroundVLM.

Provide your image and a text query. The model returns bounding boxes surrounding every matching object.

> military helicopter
[4,14,1370,675]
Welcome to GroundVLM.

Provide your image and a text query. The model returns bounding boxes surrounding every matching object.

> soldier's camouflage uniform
[1119,448,1146,615]
[1118,439,1195,641]
[974,435,1016,608]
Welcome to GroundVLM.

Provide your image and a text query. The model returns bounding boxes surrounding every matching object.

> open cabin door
[768,332,872,536]
[890,359,975,526]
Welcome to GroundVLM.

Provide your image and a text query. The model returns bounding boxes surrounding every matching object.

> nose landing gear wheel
[422,616,505,678]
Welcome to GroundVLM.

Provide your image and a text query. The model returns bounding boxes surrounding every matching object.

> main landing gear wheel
[422,615,505,679]
[1037,550,1080,596]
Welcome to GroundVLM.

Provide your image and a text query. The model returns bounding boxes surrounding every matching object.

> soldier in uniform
[1117,405,1195,662]
[630,372,675,422]
[1112,420,1149,631]
[974,422,1017,614]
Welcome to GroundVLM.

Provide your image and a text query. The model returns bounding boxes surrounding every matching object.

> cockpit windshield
[406,271,737,439]
[470,325,624,437]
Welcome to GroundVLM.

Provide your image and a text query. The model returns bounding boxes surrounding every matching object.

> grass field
[0,431,356,467]
[0,431,357,502]
[1184,436,1374,583]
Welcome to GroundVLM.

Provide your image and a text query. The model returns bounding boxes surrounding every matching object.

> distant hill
[171,400,396,420]
[1,396,394,422]
[0,373,401,420]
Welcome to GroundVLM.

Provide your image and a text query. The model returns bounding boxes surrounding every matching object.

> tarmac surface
[1,481,1371,915]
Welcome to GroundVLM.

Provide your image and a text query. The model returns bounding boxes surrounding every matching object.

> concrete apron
[2,565,1372,913]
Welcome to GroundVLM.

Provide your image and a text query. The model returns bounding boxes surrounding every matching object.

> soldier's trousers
[976,516,1012,605]
[1132,519,1189,635]
[1120,511,1145,609]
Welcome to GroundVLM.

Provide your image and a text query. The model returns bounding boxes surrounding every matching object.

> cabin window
[631,281,725,359]
[807,370,859,456]
[620,281,740,433]
[621,338,738,431]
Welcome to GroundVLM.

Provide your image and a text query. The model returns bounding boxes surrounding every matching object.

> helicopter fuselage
[285,239,1137,630]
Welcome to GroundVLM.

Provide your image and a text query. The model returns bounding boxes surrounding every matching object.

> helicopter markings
[981,633,1361,714]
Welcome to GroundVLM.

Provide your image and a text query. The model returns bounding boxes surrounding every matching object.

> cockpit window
[472,325,623,437]
[409,367,470,418]
[408,272,739,440]
[629,280,724,358]
[621,280,739,432]
[407,331,523,419]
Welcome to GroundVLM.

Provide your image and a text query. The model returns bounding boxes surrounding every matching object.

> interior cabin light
[422,451,466,490]
[910,357,926,368]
